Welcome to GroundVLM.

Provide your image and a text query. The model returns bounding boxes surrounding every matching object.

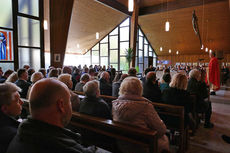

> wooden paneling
[158,53,230,65]
[139,0,227,16]
[116,0,175,8]
[50,0,74,67]
[139,1,230,56]
[131,0,139,67]
[66,0,127,54]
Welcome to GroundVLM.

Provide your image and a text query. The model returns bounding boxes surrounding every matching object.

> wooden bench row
[21,98,158,153]
[74,91,188,153]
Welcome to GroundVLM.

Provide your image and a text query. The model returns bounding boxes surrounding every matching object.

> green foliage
[125,48,133,68]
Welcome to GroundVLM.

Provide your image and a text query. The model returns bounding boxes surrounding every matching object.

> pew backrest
[70,111,158,153]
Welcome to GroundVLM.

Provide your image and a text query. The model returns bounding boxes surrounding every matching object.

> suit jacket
[0,111,19,153]
[15,79,31,98]
[7,118,95,153]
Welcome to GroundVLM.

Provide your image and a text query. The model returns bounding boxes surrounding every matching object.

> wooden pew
[74,91,188,153]
[21,99,158,153]
[151,102,188,153]
[70,112,158,153]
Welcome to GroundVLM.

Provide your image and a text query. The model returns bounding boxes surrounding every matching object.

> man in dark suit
[15,69,31,98]
[0,82,23,153]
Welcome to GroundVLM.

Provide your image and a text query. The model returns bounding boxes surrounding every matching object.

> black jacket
[143,81,162,102]
[7,118,95,153]
[0,111,19,153]
[79,97,111,119]
[99,78,112,96]
[162,87,193,126]
[15,79,31,98]
[112,81,121,97]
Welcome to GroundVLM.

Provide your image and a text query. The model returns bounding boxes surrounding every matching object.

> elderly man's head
[189,69,200,81]
[100,71,110,82]
[0,82,23,117]
[58,74,73,89]
[119,77,143,96]
[29,78,72,127]
[83,80,100,97]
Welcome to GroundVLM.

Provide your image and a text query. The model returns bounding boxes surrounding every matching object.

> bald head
[29,78,70,112]
[29,78,72,127]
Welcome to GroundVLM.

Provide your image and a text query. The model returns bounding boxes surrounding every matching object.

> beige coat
[112,95,169,153]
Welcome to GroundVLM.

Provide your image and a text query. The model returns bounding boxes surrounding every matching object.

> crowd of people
[0,51,229,153]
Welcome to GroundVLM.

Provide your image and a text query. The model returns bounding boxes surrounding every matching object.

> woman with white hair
[26,72,44,99]
[162,73,194,127]
[187,69,213,128]
[58,74,80,112]
[112,77,169,153]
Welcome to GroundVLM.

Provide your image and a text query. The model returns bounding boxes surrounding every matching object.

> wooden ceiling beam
[95,0,132,16]
[139,0,228,16]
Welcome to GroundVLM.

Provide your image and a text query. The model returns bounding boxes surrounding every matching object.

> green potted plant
[125,48,133,69]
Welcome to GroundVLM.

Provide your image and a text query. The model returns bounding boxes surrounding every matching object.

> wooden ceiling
[45,0,230,56]
[65,0,127,54]
[139,1,230,55]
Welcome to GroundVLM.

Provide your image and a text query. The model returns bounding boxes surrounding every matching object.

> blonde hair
[31,72,43,83]
[170,73,187,90]
[119,77,142,96]
[6,72,18,83]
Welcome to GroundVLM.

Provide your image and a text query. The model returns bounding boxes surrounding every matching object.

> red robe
[208,57,220,90]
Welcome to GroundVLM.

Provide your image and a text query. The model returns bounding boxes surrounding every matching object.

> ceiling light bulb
[205,47,208,52]
[44,20,48,30]
[176,51,179,54]
[96,32,99,39]
[209,49,212,53]
[169,49,171,53]
[160,47,163,51]
[128,0,134,12]
[165,21,170,32]
[77,44,80,48]
[201,44,204,50]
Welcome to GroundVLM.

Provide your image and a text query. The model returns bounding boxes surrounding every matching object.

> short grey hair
[31,72,43,83]
[83,80,99,97]
[189,69,200,80]
[119,77,142,96]
[0,82,21,107]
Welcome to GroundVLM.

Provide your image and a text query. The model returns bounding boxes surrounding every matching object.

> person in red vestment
[207,51,220,95]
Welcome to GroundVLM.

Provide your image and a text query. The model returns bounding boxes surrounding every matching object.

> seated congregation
[0,64,214,153]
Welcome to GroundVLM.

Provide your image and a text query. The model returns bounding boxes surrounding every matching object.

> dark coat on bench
[0,111,19,153]
[6,118,95,153]
[79,96,111,119]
